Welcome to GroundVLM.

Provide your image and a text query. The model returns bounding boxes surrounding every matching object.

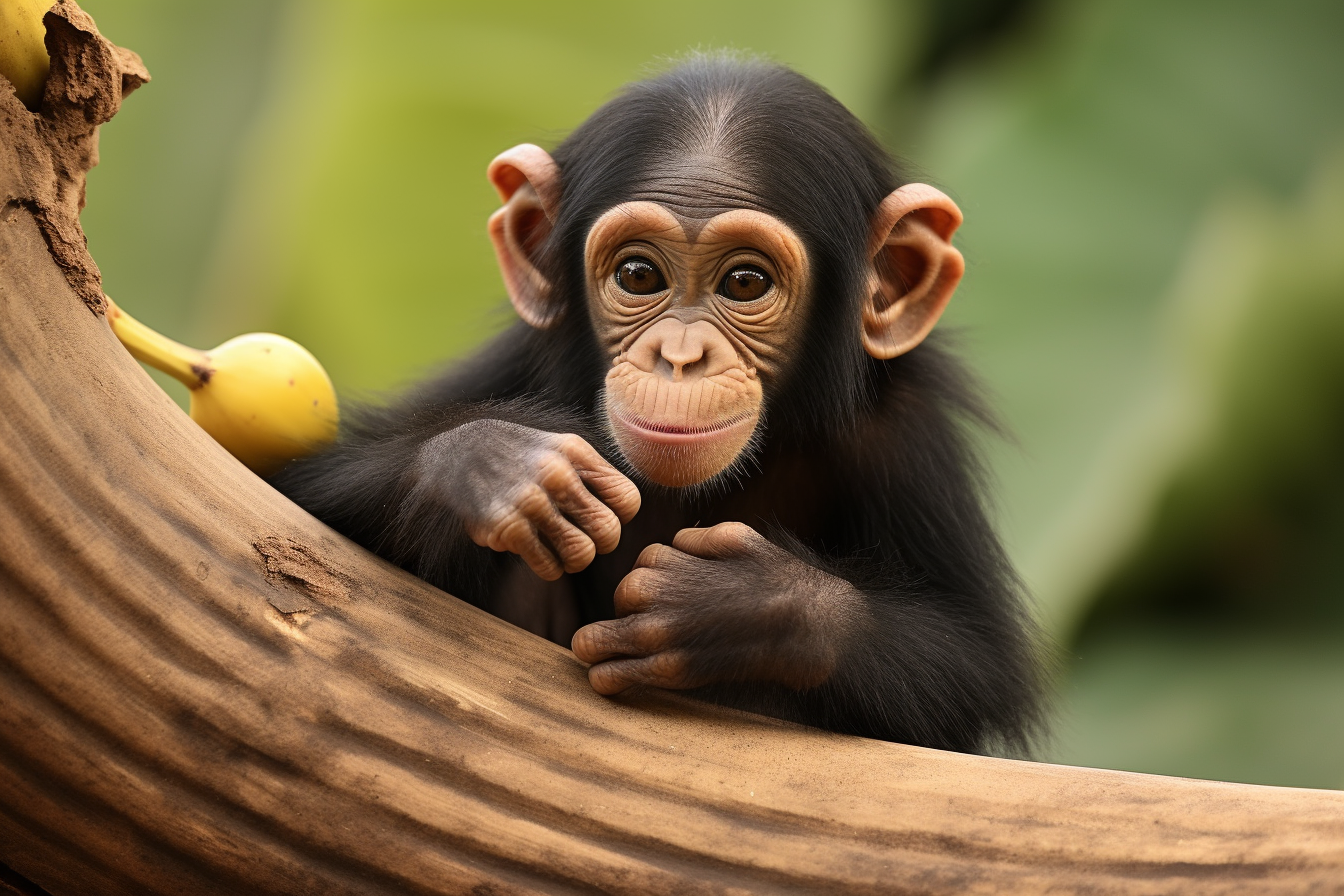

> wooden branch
[1,4,1341,893]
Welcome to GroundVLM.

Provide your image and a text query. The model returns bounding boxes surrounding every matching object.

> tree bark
[1,4,1342,894]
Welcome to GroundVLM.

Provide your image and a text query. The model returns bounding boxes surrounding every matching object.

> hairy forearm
[809,580,1041,753]
[691,593,1035,754]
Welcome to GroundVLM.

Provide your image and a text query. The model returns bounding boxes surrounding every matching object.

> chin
[606,406,761,488]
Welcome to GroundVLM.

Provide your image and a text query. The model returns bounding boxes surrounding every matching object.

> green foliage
[1046,153,1344,787]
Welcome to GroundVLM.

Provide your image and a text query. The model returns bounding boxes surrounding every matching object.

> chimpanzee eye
[614,257,667,295]
[718,265,773,302]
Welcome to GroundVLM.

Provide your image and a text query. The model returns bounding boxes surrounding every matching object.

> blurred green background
[77,0,1344,788]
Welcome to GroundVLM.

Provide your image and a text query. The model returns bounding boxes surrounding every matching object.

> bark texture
[1,4,1343,894]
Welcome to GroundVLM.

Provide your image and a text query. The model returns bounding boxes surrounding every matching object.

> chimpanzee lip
[610,409,756,443]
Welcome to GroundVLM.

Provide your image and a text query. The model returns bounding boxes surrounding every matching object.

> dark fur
[272,56,1043,755]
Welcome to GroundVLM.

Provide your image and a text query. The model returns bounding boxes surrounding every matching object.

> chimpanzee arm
[792,558,1042,754]
[570,522,1041,755]
[270,396,639,608]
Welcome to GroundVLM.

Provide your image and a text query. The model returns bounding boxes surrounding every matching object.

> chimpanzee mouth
[604,402,763,488]
[610,409,756,442]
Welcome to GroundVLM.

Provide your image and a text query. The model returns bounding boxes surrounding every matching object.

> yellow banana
[105,298,339,476]
[0,0,51,110]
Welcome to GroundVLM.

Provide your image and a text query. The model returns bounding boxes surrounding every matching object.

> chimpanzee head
[486,56,964,487]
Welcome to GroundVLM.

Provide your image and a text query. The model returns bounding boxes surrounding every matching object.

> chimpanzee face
[584,201,811,487]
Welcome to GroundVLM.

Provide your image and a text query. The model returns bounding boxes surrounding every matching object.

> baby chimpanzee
[274,56,1042,755]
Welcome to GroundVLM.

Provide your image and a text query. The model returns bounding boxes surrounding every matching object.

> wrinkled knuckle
[586,511,622,551]
[716,521,757,550]
[592,528,622,556]
[571,625,602,660]
[614,569,653,610]
[537,452,579,491]
[496,510,529,539]
[615,477,642,504]
[516,483,552,518]
[597,621,632,654]
[638,615,673,651]
[637,543,668,568]
[650,651,691,687]
[717,520,754,539]
[588,663,627,695]
[562,537,597,572]
[557,433,589,455]
[494,512,533,549]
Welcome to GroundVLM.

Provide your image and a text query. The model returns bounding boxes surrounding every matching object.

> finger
[571,616,667,663]
[513,481,594,573]
[612,566,661,615]
[634,541,694,571]
[488,513,563,581]
[532,503,597,574]
[542,456,623,554]
[557,434,642,523]
[672,521,761,559]
[586,651,693,695]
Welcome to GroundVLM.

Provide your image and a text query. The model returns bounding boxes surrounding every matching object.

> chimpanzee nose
[624,318,736,382]
[660,328,705,381]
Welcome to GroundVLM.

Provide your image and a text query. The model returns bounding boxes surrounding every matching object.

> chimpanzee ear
[487,144,564,329]
[860,183,965,360]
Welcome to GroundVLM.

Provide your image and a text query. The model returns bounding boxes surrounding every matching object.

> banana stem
[105,297,213,389]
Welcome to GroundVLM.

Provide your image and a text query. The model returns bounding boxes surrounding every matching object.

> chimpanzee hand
[571,522,863,694]
[415,420,641,580]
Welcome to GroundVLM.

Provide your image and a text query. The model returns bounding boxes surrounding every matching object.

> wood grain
[1,4,1342,893]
